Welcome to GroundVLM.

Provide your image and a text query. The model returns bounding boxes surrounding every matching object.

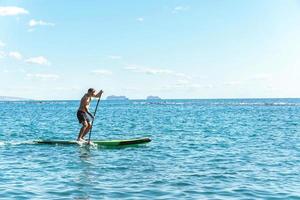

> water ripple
[0,99,300,199]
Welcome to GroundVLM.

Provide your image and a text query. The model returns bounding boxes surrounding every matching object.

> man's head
[87,88,96,96]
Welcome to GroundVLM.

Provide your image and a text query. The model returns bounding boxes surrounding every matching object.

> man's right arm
[95,90,103,98]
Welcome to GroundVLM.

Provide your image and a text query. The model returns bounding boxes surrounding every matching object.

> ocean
[0,99,299,199]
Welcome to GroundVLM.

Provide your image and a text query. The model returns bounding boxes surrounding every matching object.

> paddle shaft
[88,96,101,143]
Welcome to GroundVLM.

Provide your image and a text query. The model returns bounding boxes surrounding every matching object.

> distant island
[106,95,129,100]
[146,96,162,100]
[0,96,31,101]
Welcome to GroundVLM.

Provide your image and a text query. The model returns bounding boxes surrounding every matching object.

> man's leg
[77,121,88,141]
[81,122,92,139]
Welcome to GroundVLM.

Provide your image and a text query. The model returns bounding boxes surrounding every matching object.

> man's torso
[78,94,91,112]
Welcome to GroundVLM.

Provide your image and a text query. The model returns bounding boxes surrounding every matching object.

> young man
[77,88,103,141]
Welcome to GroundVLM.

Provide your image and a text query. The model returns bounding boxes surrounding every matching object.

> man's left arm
[94,90,103,98]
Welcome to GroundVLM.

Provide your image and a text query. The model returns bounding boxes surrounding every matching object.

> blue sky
[0,0,300,100]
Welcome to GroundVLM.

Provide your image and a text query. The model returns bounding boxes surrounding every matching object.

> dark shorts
[77,110,93,124]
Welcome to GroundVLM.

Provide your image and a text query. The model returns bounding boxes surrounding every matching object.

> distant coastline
[106,95,129,100]
[0,96,32,101]
[146,96,162,100]
[1,96,299,101]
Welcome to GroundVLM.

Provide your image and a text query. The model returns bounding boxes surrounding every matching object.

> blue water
[1,99,300,199]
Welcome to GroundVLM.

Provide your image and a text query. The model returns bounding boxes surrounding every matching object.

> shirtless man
[77,88,103,141]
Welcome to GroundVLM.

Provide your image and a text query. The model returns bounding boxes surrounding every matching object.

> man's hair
[88,88,95,93]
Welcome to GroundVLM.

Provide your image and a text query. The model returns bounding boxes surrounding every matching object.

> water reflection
[74,144,102,200]
[79,145,91,160]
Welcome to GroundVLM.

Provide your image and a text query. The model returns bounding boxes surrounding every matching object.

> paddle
[87,95,101,145]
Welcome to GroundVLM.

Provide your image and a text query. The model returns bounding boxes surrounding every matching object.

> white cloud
[124,66,138,71]
[175,80,213,89]
[154,83,214,93]
[53,86,81,91]
[124,64,192,78]
[172,6,189,13]
[124,65,172,75]
[143,68,173,75]
[25,56,50,65]
[173,72,192,79]
[28,19,55,27]
[9,51,23,60]
[137,17,144,22]
[26,73,59,80]
[3,68,26,73]
[0,6,29,16]
[0,40,5,48]
[0,51,6,59]
[121,87,140,92]
[189,83,211,89]
[224,81,243,86]
[248,73,272,81]
[176,79,190,85]
[223,74,272,87]
[108,55,122,60]
[91,69,112,75]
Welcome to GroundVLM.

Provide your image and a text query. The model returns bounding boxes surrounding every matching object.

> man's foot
[77,138,86,142]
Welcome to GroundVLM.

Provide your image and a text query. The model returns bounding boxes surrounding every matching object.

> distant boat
[106,95,129,100]
[146,96,161,100]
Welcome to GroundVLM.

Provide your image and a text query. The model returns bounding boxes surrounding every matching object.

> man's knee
[87,123,92,129]
[82,121,89,128]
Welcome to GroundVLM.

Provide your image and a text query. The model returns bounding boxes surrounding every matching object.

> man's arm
[94,90,103,98]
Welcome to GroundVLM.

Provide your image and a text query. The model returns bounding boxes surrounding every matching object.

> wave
[0,140,35,146]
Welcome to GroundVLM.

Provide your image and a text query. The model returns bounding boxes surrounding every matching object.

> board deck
[34,137,151,147]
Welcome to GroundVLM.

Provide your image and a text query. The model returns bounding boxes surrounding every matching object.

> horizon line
[1,97,300,102]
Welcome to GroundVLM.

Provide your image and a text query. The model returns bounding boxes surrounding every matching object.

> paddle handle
[88,96,101,144]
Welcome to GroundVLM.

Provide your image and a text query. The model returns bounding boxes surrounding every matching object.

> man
[77,88,103,141]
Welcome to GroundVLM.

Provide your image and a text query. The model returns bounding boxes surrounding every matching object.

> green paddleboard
[34,137,151,147]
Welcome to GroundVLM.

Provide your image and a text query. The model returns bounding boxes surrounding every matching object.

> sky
[0,0,300,100]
